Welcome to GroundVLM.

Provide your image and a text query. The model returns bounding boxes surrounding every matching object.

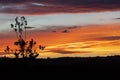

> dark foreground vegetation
[0,56,120,75]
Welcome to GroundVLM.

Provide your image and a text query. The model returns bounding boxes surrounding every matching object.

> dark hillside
[0,56,120,72]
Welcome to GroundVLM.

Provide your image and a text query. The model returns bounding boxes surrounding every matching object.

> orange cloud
[1,23,120,58]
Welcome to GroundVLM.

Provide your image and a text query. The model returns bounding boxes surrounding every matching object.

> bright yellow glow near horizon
[0,23,120,58]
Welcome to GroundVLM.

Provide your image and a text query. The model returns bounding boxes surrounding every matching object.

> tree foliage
[5,16,45,59]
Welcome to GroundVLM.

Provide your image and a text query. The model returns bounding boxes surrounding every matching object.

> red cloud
[0,0,120,14]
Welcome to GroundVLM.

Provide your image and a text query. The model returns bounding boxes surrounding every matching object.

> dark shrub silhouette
[4,46,10,53]
[5,16,45,59]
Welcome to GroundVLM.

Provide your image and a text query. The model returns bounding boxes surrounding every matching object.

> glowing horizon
[1,23,120,58]
[0,0,120,58]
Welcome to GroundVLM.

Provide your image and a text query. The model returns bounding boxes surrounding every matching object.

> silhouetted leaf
[11,24,14,28]
[15,28,17,32]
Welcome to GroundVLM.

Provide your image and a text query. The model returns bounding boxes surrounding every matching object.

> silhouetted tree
[5,16,45,59]
[4,46,10,53]
[39,45,45,50]
[14,49,19,58]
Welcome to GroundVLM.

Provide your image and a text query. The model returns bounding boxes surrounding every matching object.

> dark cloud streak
[113,18,120,20]
[93,36,120,41]
[1,0,120,5]
[47,49,90,54]
[0,0,120,14]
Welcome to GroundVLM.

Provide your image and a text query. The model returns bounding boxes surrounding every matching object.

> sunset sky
[0,0,120,58]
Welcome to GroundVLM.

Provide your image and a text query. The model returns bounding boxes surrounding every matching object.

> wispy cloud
[47,49,90,54]
[0,4,27,10]
[1,23,120,58]
[1,11,120,31]
[0,0,120,14]
[113,18,120,20]
[31,3,47,7]
[42,39,120,57]
[93,36,120,41]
